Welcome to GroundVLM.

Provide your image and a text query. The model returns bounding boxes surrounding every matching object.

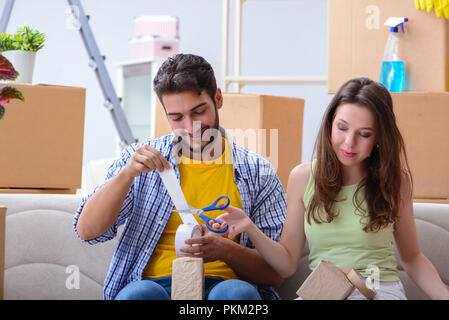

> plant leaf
[0,55,19,80]
[0,86,25,102]
[13,25,46,52]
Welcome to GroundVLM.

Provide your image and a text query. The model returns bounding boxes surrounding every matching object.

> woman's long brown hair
[307,77,412,232]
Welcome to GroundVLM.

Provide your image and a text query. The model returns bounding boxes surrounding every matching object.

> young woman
[212,77,449,300]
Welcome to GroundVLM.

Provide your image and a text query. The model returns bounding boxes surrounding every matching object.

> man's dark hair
[153,53,217,106]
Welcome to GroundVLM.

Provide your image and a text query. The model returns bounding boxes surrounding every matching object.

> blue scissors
[172,195,230,234]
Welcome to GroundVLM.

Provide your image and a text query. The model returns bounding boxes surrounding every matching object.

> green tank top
[303,161,399,281]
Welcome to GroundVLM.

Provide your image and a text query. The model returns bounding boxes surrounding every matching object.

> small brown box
[296,260,354,300]
[171,257,204,300]
[0,84,86,191]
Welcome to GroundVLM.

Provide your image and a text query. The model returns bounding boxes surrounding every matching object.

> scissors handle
[199,214,229,234]
[202,195,230,212]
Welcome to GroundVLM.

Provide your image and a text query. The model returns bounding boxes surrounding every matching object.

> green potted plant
[0,54,25,119]
[0,25,45,84]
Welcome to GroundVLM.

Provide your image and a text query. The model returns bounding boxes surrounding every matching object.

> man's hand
[180,223,283,287]
[76,145,169,241]
[181,224,235,263]
[122,145,171,178]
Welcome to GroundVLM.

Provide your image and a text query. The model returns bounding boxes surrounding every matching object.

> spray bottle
[379,17,408,92]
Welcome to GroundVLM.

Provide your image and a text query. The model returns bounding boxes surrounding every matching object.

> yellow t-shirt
[143,138,242,279]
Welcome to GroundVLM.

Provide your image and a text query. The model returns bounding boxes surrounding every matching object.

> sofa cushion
[395,203,449,300]
[0,193,120,299]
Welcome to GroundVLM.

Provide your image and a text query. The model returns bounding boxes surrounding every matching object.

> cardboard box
[0,84,86,191]
[129,36,179,60]
[328,0,449,93]
[296,261,375,300]
[154,93,305,188]
[171,257,204,300]
[296,260,354,300]
[0,206,5,300]
[392,92,449,203]
[134,15,179,38]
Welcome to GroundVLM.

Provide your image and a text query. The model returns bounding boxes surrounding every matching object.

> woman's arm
[394,173,449,300]
[217,163,310,278]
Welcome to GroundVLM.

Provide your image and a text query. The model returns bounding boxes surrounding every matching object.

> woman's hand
[211,205,253,239]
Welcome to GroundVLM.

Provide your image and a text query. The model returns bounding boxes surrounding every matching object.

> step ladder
[0,0,137,148]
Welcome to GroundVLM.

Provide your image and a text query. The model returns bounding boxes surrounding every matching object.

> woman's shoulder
[288,162,313,196]
[290,161,312,178]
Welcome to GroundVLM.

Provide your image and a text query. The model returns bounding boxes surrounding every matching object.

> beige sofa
[0,193,447,300]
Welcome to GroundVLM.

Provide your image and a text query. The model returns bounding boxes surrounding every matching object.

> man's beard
[176,107,220,156]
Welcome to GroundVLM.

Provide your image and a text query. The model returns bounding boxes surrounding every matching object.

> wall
[3,0,331,191]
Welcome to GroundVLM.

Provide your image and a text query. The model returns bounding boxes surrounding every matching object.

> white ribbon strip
[158,167,198,226]
[158,167,203,257]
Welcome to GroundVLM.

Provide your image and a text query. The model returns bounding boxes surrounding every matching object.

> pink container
[134,15,179,38]
[129,36,179,60]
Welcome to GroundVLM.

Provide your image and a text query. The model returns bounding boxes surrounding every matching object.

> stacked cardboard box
[392,93,449,203]
[328,0,449,203]
[0,84,86,194]
[129,15,180,60]
[328,0,448,93]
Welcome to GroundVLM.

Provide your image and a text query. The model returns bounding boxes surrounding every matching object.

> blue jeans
[114,276,261,300]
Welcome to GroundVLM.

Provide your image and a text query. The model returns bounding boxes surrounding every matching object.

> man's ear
[215,88,223,110]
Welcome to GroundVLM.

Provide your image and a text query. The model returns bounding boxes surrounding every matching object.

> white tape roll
[175,224,203,257]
